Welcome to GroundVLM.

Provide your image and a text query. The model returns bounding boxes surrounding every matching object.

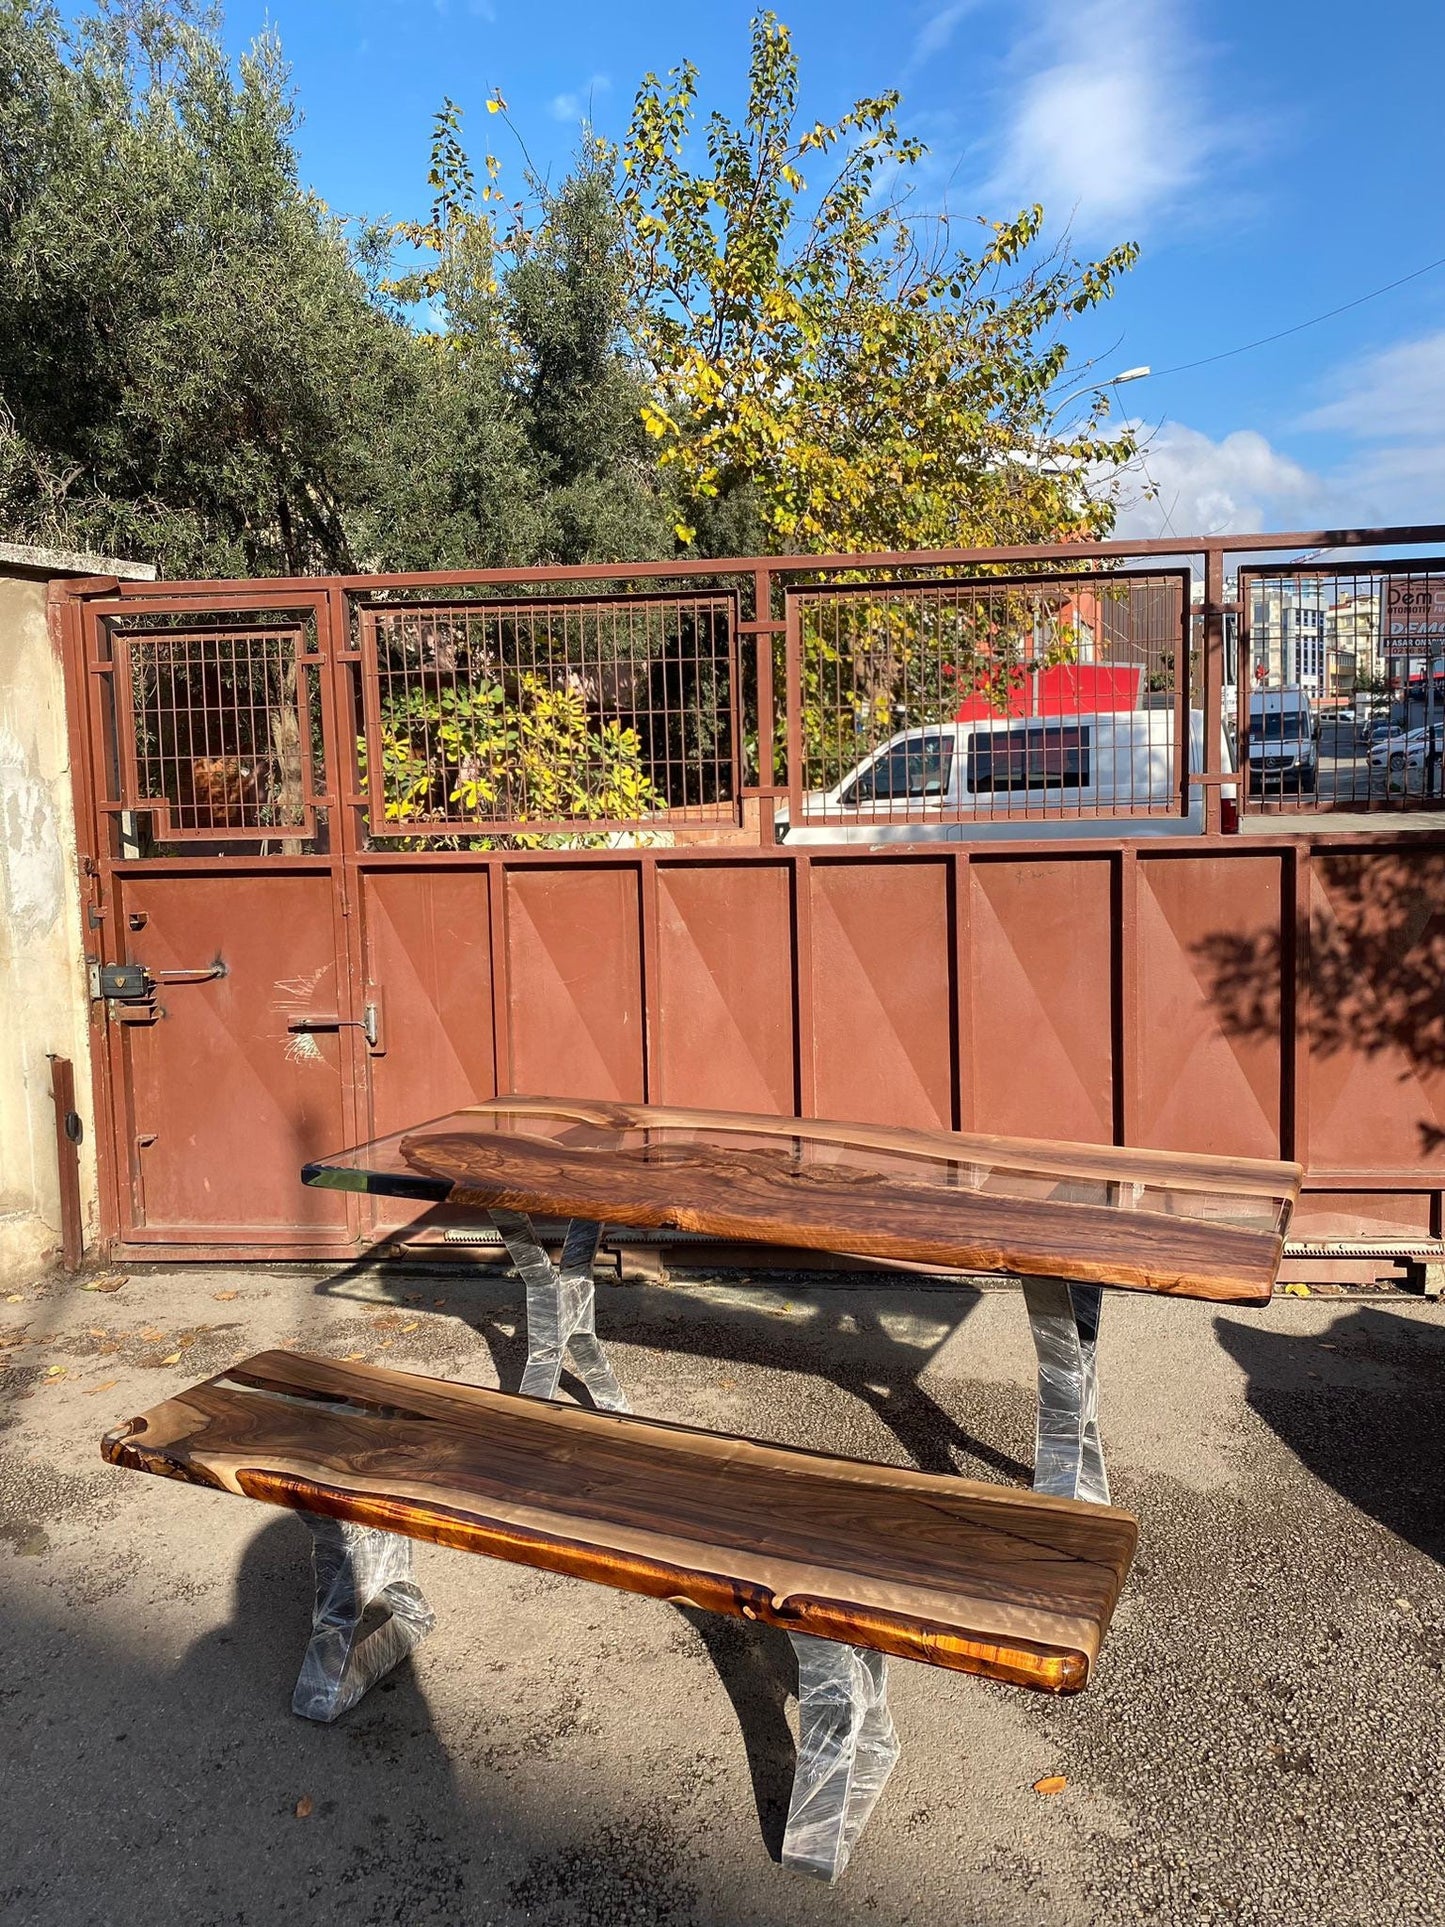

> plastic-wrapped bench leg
[292,1512,437,1723]
[1021,1275,1109,1504]
[490,1208,630,1413]
[781,1634,900,1882]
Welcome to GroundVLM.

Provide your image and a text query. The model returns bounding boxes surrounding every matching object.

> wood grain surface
[103,1349,1138,1693]
[457,1096,1304,1201]
[392,1099,1300,1304]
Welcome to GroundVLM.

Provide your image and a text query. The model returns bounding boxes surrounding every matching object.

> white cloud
[1099,325,1445,539]
[1111,423,1320,538]
[906,2,985,76]
[1301,328,1445,443]
[550,74,611,123]
[980,0,1230,239]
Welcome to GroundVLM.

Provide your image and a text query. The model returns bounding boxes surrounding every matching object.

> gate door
[69,590,360,1250]
[109,869,349,1243]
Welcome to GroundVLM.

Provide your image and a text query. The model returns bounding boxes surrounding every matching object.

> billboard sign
[1382,577,1445,656]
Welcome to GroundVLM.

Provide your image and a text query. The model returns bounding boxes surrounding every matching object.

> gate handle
[287,1005,380,1049]
[151,962,227,984]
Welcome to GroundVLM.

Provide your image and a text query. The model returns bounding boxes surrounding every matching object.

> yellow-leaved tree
[617,12,1140,558]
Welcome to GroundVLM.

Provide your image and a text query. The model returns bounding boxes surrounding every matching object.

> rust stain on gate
[51,526,1445,1264]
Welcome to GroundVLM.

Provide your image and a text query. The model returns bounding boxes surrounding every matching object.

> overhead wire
[1135,255,1445,380]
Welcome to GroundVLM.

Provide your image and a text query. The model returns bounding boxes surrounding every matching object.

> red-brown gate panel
[361,868,497,1137]
[1132,849,1286,1160]
[964,856,1116,1144]
[111,872,348,1240]
[806,857,955,1128]
[1305,848,1445,1172]
[650,863,796,1113]
[504,865,646,1101]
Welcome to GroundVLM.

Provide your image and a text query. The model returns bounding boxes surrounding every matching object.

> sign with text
[1382,577,1445,656]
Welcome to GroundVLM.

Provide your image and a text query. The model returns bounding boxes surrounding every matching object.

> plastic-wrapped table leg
[292,1512,437,1723]
[1021,1275,1109,1504]
[490,1208,630,1413]
[781,1634,900,1882]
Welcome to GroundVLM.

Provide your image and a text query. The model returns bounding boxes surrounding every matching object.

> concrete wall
[0,575,97,1286]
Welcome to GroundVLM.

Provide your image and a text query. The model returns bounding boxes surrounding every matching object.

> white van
[774,708,1235,844]
[1246,689,1316,795]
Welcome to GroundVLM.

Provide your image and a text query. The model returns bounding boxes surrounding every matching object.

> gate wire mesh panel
[359,593,739,842]
[1238,562,1445,813]
[786,571,1190,829]
[110,619,324,847]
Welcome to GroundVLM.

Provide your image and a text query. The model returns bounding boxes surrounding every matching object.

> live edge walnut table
[106,1098,1300,1884]
[302,1093,1302,1510]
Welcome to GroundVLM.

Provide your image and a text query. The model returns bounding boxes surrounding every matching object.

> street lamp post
[1045,366,1152,421]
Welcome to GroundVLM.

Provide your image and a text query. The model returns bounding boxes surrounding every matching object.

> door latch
[285,1003,382,1051]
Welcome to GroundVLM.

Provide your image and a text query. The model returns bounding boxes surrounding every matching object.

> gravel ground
[1,1261,1441,1927]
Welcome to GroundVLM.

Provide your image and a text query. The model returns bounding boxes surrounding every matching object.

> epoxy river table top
[303,1095,1301,1305]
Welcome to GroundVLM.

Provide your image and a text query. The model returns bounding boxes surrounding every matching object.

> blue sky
[206,0,1445,537]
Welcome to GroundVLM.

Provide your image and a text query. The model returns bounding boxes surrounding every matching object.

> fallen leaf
[399,1322,419,1334]
[1033,1775,1068,1796]
[294,1795,314,1819]
[6,1293,23,1303]
[213,1290,239,1303]
[160,1352,182,1366]
[85,1380,120,1396]
[88,1329,108,1338]
[433,1298,447,1308]
[343,1352,366,1362]
[86,1274,129,1294]
[44,1364,67,1379]
[1283,1283,1311,1298]
[140,1328,165,1341]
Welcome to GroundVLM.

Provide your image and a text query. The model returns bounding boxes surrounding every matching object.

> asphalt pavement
[2,1262,1442,1926]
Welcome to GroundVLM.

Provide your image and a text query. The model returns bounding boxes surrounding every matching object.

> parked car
[1368,726,1439,773]
[1321,706,1368,745]
[774,708,1235,844]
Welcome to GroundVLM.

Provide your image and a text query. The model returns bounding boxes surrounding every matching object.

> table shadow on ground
[315,1246,1030,1484]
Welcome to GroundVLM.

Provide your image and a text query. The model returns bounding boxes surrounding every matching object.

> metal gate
[1238,558,1445,815]
[54,529,1445,1266]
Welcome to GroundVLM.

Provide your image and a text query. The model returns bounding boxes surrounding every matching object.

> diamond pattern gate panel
[1302,847,1445,1172]
[804,856,956,1131]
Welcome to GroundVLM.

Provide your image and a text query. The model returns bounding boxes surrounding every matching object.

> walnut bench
[103,1347,1137,1882]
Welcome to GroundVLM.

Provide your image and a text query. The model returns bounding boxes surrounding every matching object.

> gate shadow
[1215,1304,1445,1565]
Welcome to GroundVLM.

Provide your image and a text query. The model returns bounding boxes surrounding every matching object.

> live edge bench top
[103,1349,1137,1694]
[304,1094,1302,1305]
